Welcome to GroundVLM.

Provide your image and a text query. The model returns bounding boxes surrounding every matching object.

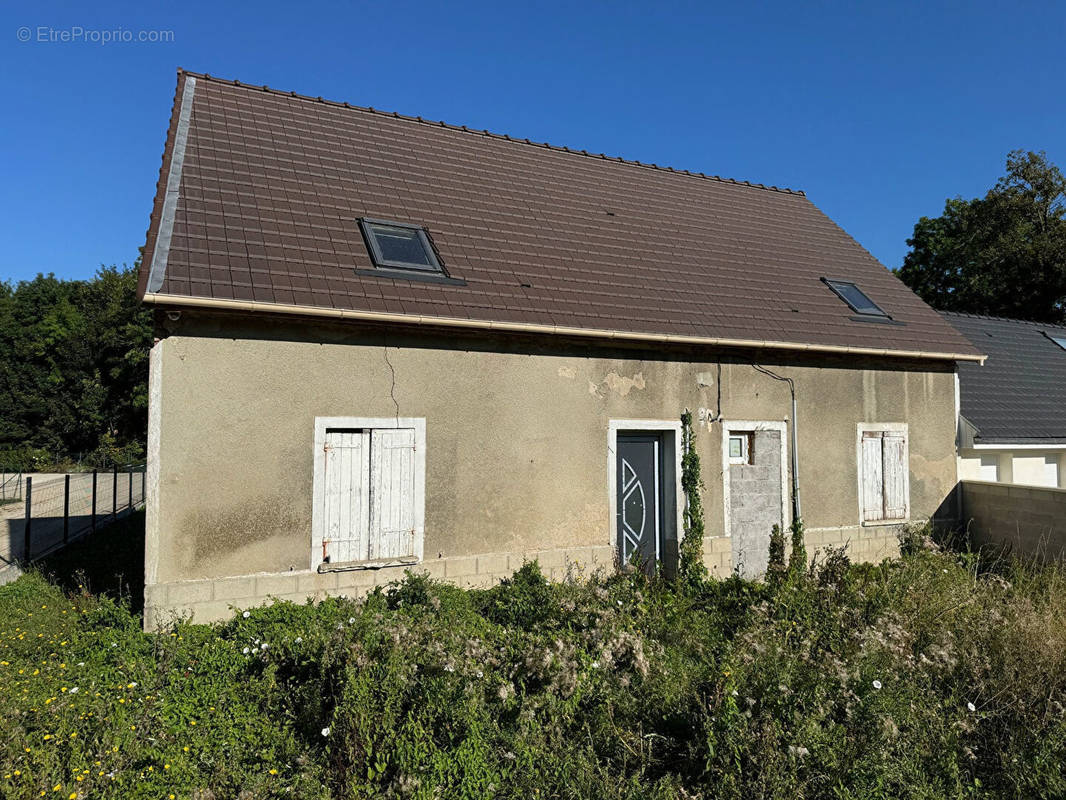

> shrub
[2,535,1065,798]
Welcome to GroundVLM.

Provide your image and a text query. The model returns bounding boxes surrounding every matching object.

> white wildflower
[321,727,330,737]
[294,637,302,644]
[69,687,78,694]
[261,642,269,651]
[476,670,484,678]
[967,701,977,712]
[872,680,882,690]
[591,662,600,669]
[242,647,250,655]
[242,610,251,618]
[349,617,356,624]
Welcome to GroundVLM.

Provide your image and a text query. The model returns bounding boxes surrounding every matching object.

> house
[945,312,1066,488]
[137,70,984,626]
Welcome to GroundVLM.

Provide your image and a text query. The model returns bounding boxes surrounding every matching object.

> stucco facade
[143,313,959,626]
[958,448,1064,488]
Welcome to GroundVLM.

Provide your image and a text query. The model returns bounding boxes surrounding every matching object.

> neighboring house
[137,70,984,626]
[944,312,1066,488]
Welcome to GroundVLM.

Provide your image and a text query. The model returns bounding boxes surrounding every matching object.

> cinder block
[272,593,312,606]
[415,559,447,580]
[188,600,238,625]
[335,569,382,591]
[167,580,213,606]
[445,556,479,578]
[708,536,731,553]
[589,545,615,565]
[526,548,565,569]
[296,572,338,594]
[373,566,410,587]
[214,576,258,601]
[255,573,300,598]
[458,573,497,589]
[564,546,595,568]
[477,553,509,577]
[144,583,168,606]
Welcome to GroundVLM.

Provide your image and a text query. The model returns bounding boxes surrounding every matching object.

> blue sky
[1,0,1063,283]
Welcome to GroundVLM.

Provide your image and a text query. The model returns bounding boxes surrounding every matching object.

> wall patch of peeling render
[589,371,647,398]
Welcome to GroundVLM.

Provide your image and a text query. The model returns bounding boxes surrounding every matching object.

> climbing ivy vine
[678,411,708,590]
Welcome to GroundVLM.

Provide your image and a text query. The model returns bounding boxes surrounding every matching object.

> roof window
[822,278,888,317]
[359,218,444,273]
[1045,332,1066,351]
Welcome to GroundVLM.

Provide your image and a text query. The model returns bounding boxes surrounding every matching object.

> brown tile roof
[139,70,984,362]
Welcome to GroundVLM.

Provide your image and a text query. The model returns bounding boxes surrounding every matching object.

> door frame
[720,420,790,542]
[607,420,684,564]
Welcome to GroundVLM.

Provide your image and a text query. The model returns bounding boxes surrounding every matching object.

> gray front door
[616,433,664,576]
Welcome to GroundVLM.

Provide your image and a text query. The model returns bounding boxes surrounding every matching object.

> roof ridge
[940,310,1066,329]
[177,68,806,197]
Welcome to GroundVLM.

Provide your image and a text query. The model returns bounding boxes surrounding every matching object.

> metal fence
[1,470,21,504]
[15,465,146,562]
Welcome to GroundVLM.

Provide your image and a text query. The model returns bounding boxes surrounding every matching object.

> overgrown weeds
[1,532,1065,798]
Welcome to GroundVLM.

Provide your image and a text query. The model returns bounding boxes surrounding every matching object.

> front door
[616,433,664,576]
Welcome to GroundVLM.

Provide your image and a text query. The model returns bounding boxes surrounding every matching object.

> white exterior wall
[958,448,1065,488]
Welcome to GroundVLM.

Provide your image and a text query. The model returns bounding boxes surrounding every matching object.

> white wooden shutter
[861,433,884,522]
[322,430,371,563]
[369,428,416,559]
[881,432,907,520]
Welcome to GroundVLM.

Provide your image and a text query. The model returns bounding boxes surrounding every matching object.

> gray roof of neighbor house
[139,69,984,362]
[942,312,1066,444]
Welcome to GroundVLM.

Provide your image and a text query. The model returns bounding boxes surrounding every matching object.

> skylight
[1045,332,1066,351]
[359,218,444,273]
[822,278,888,317]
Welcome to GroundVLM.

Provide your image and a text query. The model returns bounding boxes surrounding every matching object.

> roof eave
[142,292,988,364]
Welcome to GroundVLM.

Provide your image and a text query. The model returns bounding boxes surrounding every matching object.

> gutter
[142,292,987,364]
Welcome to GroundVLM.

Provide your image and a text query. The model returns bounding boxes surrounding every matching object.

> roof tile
[139,70,982,360]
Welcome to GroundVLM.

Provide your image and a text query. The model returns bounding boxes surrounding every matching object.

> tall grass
[1,534,1064,798]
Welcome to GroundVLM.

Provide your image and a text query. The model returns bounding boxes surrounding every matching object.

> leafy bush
[2,532,1065,798]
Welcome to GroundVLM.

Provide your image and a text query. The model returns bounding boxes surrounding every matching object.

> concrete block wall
[700,524,900,579]
[806,525,901,562]
[145,544,615,629]
[960,480,1066,559]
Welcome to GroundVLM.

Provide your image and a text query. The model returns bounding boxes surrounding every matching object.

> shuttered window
[321,427,418,564]
[861,430,908,522]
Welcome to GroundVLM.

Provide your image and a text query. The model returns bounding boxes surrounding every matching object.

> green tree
[0,263,151,467]
[897,150,1066,323]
